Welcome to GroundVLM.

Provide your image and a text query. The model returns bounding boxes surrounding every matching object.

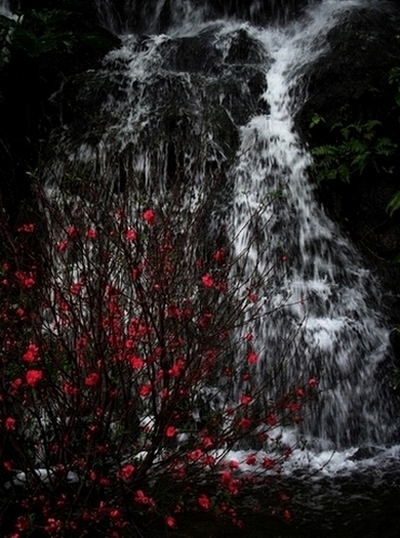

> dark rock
[298,1,400,318]
[349,446,385,461]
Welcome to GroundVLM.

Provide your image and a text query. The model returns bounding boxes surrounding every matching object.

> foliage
[0,3,119,222]
[309,116,397,183]
[0,170,317,537]
[386,190,400,217]
[0,6,118,71]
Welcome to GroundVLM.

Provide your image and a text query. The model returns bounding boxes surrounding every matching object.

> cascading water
[39,0,399,452]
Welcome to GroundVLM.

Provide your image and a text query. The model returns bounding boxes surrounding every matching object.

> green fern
[386,190,400,216]
[310,116,397,183]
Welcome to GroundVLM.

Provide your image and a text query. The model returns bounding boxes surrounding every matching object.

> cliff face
[298,0,400,318]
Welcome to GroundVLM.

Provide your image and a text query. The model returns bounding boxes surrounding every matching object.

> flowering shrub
[0,174,318,537]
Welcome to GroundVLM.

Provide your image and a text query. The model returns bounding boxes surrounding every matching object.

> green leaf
[386,191,400,217]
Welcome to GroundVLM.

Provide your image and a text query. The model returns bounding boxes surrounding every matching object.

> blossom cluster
[0,183,318,537]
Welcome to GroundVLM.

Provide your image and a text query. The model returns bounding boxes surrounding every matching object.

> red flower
[4,417,16,431]
[213,248,226,262]
[168,359,184,377]
[15,270,36,288]
[266,412,278,426]
[139,383,152,397]
[201,273,214,288]
[63,382,80,396]
[110,509,122,520]
[134,490,155,506]
[165,426,177,438]
[57,240,69,252]
[247,350,258,365]
[26,369,43,387]
[129,355,144,369]
[143,209,156,225]
[283,509,292,521]
[22,343,40,363]
[262,456,276,469]
[297,387,305,398]
[165,516,176,529]
[70,282,82,295]
[119,463,135,480]
[85,372,100,387]
[241,394,252,406]
[15,516,30,531]
[245,454,257,465]
[188,448,203,462]
[202,436,213,449]
[238,417,251,429]
[198,494,211,510]
[67,225,77,237]
[86,227,97,239]
[125,228,137,241]
[308,377,318,389]
[17,223,35,233]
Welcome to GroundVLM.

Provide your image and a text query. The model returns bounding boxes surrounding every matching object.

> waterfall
[0,0,11,16]
[92,0,312,34]
[41,0,398,450]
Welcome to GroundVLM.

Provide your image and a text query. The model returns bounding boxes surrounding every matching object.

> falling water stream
[3,0,400,535]
[35,0,399,450]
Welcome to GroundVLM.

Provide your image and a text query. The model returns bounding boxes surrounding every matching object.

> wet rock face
[46,26,270,193]
[298,1,400,306]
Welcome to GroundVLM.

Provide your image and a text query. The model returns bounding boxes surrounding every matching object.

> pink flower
[143,209,156,225]
[85,372,100,387]
[201,273,214,288]
[197,494,211,510]
[26,369,43,387]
